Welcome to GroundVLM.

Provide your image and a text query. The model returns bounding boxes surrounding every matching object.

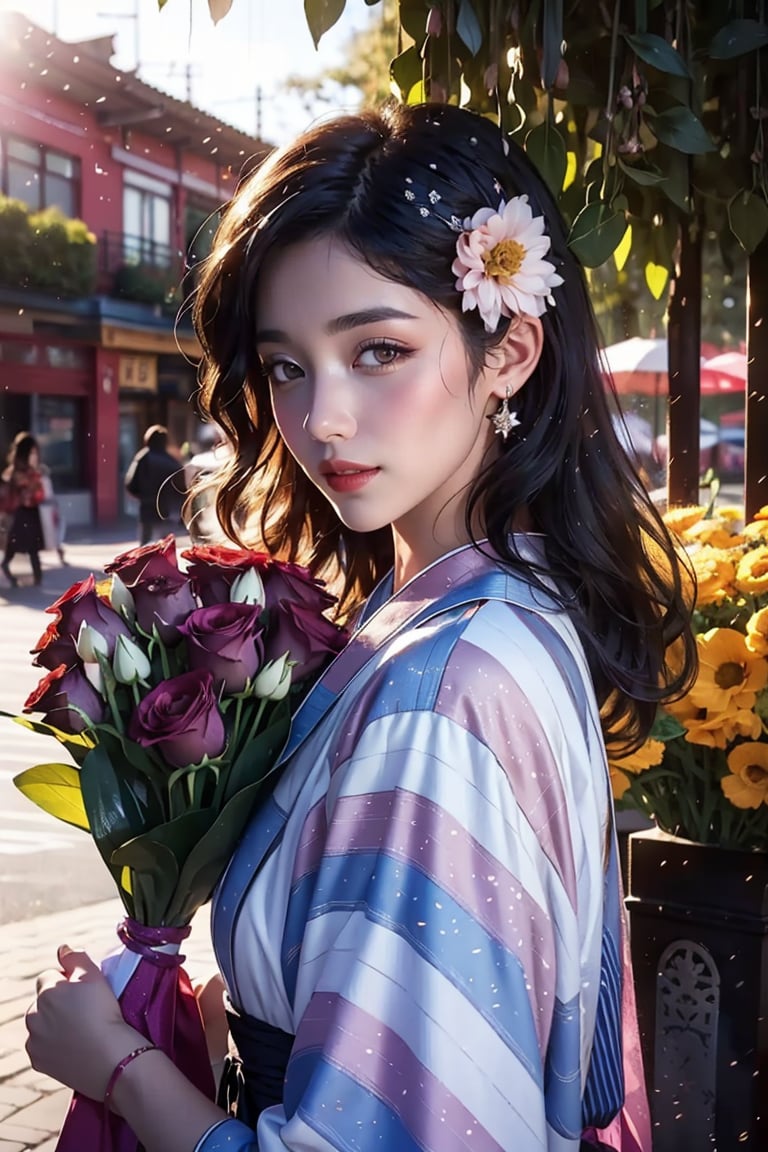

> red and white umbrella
[700,351,747,395]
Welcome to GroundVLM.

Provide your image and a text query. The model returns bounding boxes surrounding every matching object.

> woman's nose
[304,373,357,442]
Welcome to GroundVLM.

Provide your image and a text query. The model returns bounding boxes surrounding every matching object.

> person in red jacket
[1,431,45,587]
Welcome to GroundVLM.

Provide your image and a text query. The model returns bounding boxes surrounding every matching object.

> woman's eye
[356,343,406,368]
[265,359,304,384]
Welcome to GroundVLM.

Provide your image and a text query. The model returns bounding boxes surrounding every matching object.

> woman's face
[255,235,509,560]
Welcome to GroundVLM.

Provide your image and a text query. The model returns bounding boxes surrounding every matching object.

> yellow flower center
[715,660,745,690]
[745,764,768,786]
[483,238,526,281]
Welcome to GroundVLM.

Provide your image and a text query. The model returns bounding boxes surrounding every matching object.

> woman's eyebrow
[255,307,418,344]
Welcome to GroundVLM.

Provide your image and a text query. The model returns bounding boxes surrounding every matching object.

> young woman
[1,431,45,586]
[27,103,696,1152]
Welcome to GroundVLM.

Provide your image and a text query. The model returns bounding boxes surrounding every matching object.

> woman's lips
[319,460,380,493]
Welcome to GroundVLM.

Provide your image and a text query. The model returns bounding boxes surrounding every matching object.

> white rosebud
[76,621,109,664]
[109,574,136,623]
[83,660,105,696]
[230,567,266,608]
[252,652,292,700]
[113,634,152,685]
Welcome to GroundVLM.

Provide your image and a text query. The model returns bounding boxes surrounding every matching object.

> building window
[2,137,80,216]
[123,169,172,266]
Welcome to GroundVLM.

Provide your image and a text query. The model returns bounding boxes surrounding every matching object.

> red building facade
[0,12,268,525]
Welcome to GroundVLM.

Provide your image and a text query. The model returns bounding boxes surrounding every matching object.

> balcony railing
[99,230,183,307]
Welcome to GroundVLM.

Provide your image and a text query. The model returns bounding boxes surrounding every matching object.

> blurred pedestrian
[0,431,45,587]
[124,424,186,546]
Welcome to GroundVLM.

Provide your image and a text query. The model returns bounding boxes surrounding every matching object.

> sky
[0,0,373,144]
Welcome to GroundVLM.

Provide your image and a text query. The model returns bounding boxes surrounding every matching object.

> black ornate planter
[626,828,768,1151]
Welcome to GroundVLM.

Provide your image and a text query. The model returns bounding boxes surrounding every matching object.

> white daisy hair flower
[451,194,564,333]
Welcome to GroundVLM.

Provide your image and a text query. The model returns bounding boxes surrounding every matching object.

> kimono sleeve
[199,606,608,1152]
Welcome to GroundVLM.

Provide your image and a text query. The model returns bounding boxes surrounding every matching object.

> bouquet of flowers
[610,503,768,851]
[6,536,347,1152]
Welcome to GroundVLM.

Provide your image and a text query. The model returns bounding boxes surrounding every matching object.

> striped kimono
[202,541,650,1152]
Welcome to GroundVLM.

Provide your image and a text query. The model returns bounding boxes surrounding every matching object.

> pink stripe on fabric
[291,798,328,887]
[301,788,556,1052]
[321,546,499,694]
[435,638,578,909]
[292,991,506,1152]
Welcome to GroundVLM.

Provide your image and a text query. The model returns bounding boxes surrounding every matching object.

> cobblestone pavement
[0,899,216,1150]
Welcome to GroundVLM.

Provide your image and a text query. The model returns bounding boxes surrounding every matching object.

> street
[0,528,192,924]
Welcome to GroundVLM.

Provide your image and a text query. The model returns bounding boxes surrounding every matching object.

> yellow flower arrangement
[612,503,768,850]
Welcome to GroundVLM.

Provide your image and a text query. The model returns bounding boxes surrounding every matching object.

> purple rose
[36,575,132,666]
[105,537,195,645]
[181,544,271,607]
[178,603,265,694]
[127,669,226,768]
[265,600,348,679]
[24,663,106,735]
[263,560,336,616]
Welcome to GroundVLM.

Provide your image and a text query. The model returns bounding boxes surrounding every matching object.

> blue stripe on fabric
[289,1053,424,1152]
[279,682,339,763]
[194,1117,257,1151]
[582,925,623,1128]
[213,793,288,1004]
[281,867,320,1004]
[543,993,582,1138]
[285,850,543,1085]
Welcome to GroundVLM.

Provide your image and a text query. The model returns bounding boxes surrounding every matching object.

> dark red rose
[263,560,336,616]
[178,603,265,694]
[39,575,132,661]
[181,544,270,606]
[31,619,78,672]
[127,669,226,768]
[104,536,181,588]
[105,536,195,645]
[264,599,348,679]
[24,663,106,734]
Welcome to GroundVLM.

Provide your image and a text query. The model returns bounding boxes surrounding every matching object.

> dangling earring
[489,386,520,441]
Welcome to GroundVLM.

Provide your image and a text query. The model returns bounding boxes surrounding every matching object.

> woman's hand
[26,944,145,1101]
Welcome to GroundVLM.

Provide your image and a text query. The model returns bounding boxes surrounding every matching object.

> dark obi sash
[217,1005,295,1127]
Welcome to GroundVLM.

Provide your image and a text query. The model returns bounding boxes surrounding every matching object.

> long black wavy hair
[192,101,696,752]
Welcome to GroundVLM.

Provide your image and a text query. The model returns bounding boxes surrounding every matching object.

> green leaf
[728,190,768,253]
[568,200,628,267]
[617,157,665,186]
[14,763,89,832]
[79,742,147,883]
[710,18,768,60]
[304,0,347,49]
[647,106,716,154]
[656,144,691,212]
[624,32,690,78]
[112,836,180,925]
[225,707,291,805]
[166,778,269,926]
[456,0,483,56]
[650,709,686,742]
[390,45,423,102]
[525,122,567,197]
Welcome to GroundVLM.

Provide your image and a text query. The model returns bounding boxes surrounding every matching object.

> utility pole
[98,0,140,71]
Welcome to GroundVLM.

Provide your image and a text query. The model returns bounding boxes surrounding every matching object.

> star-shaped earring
[489,387,520,441]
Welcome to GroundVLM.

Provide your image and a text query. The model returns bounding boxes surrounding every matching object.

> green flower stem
[103,676,125,736]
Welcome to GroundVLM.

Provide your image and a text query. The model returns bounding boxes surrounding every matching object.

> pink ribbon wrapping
[54,918,215,1152]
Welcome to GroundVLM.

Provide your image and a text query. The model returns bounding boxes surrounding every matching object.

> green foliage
[0,196,96,297]
[113,262,180,307]
[285,0,768,274]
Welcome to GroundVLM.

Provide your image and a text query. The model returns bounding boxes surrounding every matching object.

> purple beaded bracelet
[103,1043,158,1108]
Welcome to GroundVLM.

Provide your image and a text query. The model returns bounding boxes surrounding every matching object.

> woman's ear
[485,314,544,403]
